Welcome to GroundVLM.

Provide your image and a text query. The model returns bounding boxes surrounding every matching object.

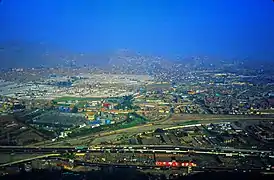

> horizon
[1,0,274,67]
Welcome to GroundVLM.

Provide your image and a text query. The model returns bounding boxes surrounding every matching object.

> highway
[1,153,272,174]
[28,115,274,147]
[0,145,273,157]
[0,146,273,173]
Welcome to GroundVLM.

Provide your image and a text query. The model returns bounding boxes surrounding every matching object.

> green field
[111,115,147,130]
[259,109,274,113]
[180,120,200,125]
[106,98,121,103]
[0,153,42,164]
[171,120,200,126]
[68,113,148,138]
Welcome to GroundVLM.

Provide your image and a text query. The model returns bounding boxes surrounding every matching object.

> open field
[146,83,171,90]
[258,109,274,114]
[0,116,47,146]
[168,114,254,121]
[0,153,42,164]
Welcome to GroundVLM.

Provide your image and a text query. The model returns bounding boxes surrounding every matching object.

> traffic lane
[0,147,74,153]
[0,146,272,156]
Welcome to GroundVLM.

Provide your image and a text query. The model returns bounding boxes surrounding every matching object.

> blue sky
[1,0,274,60]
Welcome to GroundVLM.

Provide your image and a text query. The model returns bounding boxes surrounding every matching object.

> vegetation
[52,96,122,109]
[68,125,109,137]
[36,128,57,138]
[75,146,88,150]
[115,95,134,110]
[68,112,148,138]
[62,153,75,159]
[71,106,78,113]
[105,97,121,103]
[180,120,200,126]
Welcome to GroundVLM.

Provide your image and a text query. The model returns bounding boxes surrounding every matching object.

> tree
[71,105,78,113]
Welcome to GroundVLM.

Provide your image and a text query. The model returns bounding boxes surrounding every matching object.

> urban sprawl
[0,55,274,178]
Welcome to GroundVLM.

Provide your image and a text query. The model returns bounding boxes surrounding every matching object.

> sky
[1,0,274,61]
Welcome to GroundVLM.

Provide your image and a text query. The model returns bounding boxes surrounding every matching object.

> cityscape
[1,0,274,180]
[0,52,274,179]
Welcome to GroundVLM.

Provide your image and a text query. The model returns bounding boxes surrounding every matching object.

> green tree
[71,106,78,113]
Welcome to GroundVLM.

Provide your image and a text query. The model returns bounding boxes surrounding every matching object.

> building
[105,119,111,125]
[85,111,96,120]
[221,136,235,144]
[231,123,242,132]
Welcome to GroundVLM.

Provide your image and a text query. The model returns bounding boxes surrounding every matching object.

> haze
[0,0,274,67]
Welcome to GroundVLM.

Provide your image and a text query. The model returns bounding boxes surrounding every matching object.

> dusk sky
[1,0,274,60]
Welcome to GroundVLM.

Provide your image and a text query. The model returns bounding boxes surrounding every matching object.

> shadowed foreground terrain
[1,169,274,180]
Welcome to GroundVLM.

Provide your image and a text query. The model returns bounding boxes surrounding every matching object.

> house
[85,111,96,120]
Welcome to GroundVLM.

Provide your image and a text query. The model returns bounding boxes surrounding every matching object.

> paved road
[38,117,274,147]
[0,145,273,171]
[0,145,272,156]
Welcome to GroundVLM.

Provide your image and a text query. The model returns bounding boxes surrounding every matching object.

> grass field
[180,120,200,125]
[111,116,147,130]
[67,113,147,138]
[259,109,274,114]
[168,114,256,121]
[0,153,41,164]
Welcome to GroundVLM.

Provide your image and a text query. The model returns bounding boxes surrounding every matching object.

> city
[0,54,274,179]
[1,0,274,179]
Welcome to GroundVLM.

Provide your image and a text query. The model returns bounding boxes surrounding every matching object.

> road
[1,156,272,173]
[0,145,273,157]
[29,115,274,147]
[0,145,273,174]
